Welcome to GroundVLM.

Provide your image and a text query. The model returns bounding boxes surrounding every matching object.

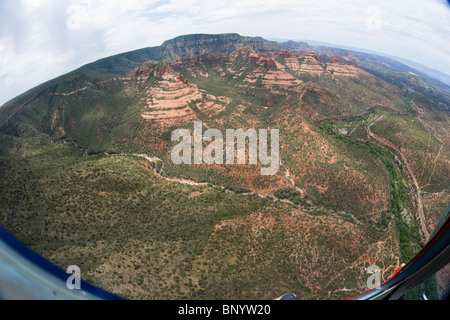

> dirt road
[366,116,430,240]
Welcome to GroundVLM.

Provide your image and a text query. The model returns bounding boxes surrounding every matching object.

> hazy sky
[1,0,449,106]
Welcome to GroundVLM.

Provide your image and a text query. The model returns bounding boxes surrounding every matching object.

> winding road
[131,153,306,208]
[366,116,430,240]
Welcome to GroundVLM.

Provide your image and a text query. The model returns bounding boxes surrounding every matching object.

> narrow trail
[131,154,300,207]
[366,116,430,240]
[427,144,443,186]
[134,154,209,186]
[348,123,361,137]
[54,86,90,96]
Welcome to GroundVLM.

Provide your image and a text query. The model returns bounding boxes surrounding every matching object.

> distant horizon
[1,0,449,107]
[268,36,450,84]
[2,33,449,108]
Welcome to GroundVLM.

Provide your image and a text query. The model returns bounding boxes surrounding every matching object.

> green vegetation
[274,188,305,206]
[405,274,439,300]
[370,112,449,193]
[1,35,448,300]
[319,116,423,262]
[0,137,395,300]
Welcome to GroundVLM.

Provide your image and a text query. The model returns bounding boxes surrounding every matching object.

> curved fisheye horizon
[1,0,450,107]
[0,0,449,304]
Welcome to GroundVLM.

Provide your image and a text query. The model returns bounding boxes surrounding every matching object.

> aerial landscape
[0,1,448,301]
